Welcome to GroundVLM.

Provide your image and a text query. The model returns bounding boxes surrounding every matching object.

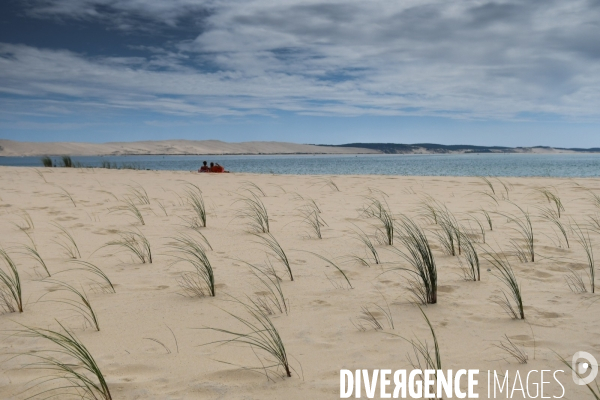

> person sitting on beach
[198,161,210,173]
[206,162,230,173]
[211,162,227,173]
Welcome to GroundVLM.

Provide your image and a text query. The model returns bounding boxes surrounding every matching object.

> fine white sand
[0,167,599,399]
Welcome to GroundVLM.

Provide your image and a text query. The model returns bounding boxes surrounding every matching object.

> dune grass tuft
[170,233,215,297]
[408,308,441,371]
[177,272,209,298]
[589,214,600,233]
[418,196,439,225]
[478,176,495,195]
[16,321,112,399]
[21,241,51,277]
[302,251,352,289]
[389,307,441,372]
[494,334,528,364]
[41,156,53,167]
[315,177,340,192]
[55,185,77,207]
[61,155,73,168]
[240,181,266,197]
[304,197,321,213]
[100,161,141,170]
[468,215,486,243]
[459,231,480,281]
[495,178,511,200]
[143,337,172,354]
[111,197,145,225]
[66,260,115,293]
[325,178,340,192]
[481,208,493,230]
[363,197,394,245]
[299,205,327,239]
[390,216,437,304]
[536,187,564,218]
[201,300,294,379]
[475,189,499,205]
[97,189,118,202]
[484,249,525,319]
[352,225,380,265]
[538,206,569,248]
[565,268,588,293]
[104,230,152,264]
[34,168,48,183]
[353,306,384,331]
[253,233,292,281]
[235,192,270,233]
[267,183,287,194]
[245,260,288,315]
[353,297,394,331]
[0,247,23,313]
[430,205,461,256]
[588,191,600,211]
[156,200,168,216]
[46,280,100,331]
[126,183,150,204]
[52,223,81,259]
[15,210,35,231]
[500,202,534,262]
[573,222,595,293]
[184,183,207,228]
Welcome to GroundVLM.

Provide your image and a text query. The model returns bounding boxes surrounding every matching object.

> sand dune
[0,167,599,399]
[0,139,378,156]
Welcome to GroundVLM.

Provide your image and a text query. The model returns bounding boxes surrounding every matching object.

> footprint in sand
[536,310,563,319]
[534,270,553,278]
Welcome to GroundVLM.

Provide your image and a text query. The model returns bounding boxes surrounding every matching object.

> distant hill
[556,147,600,152]
[0,139,378,156]
[1,139,598,156]
[318,143,600,154]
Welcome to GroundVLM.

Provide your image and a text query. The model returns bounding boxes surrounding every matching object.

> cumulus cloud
[2,0,600,120]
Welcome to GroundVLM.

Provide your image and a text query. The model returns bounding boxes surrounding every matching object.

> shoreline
[1,165,599,179]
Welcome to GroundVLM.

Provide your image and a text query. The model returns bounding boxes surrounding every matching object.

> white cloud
[3,0,600,120]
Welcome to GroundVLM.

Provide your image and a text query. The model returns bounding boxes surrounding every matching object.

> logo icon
[572,351,598,385]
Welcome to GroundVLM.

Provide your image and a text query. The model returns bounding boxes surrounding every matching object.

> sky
[1,0,600,147]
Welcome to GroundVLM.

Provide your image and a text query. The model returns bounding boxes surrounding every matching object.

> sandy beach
[1,166,599,399]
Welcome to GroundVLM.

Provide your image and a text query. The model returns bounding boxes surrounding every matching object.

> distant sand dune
[0,139,379,156]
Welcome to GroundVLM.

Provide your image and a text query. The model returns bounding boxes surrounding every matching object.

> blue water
[1,153,599,177]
